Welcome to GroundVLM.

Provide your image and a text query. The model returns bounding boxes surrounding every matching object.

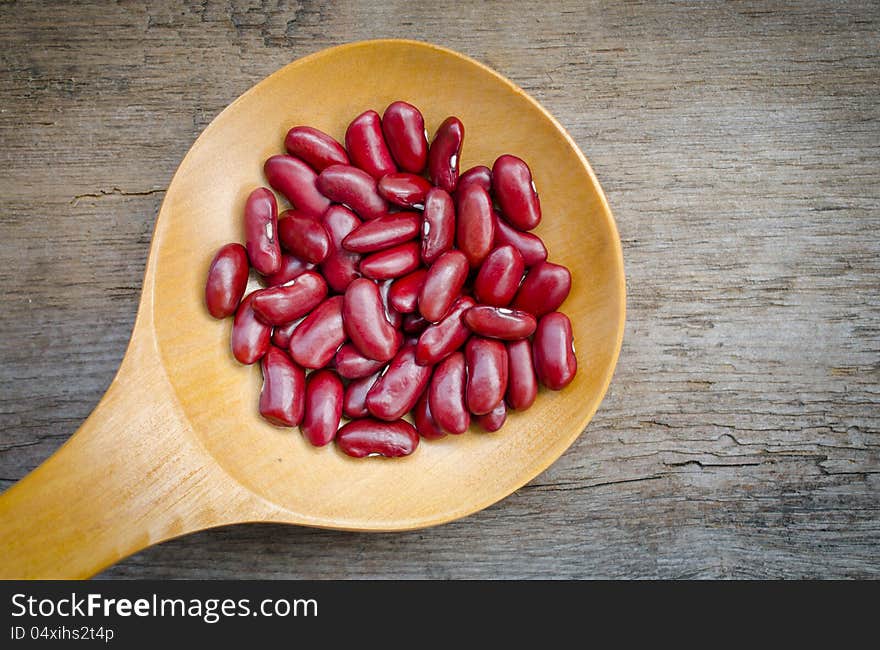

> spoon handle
[0,337,267,578]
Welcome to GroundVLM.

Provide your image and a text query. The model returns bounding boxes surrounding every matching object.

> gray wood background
[1,0,877,579]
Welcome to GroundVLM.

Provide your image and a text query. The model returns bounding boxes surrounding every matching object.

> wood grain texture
[1,0,877,578]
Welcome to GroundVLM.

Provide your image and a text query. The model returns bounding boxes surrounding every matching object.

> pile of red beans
[205,102,576,458]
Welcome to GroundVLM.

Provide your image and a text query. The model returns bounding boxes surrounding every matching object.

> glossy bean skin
[511,261,572,317]
[382,101,428,173]
[284,126,349,172]
[336,418,419,458]
[334,342,385,379]
[402,312,429,335]
[343,278,401,362]
[379,279,403,329]
[288,295,346,369]
[492,154,541,231]
[301,369,343,446]
[359,241,421,280]
[415,295,475,366]
[493,213,548,267]
[420,188,455,264]
[271,317,304,349]
[320,205,362,293]
[414,391,447,440]
[345,110,397,180]
[366,344,432,421]
[342,213,420,253]
[533,312,577,390]
[457,165,492,195]
[465,337,508,415]
[455,183,495,267]
[506,339,538,410]
[476,401,507,432]
[316,165,388,220]
[259,346,305,427]
[343,372,380,419]
[263,155,330,219]
[278,210,331,264]
[263,254,314,286]
[428,351,470,434]
[244,187,282,276]
[231,292,272,365]
[250,271,327,326]
[428,116,464,193]
[419,250,469,323]
[377,173,433,209]
[463,305,537,340]
[205,243,249,318]
[473,245,525,307]
[388,268,427,314]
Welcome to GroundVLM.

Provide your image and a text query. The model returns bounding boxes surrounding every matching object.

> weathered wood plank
[0,0,877,578]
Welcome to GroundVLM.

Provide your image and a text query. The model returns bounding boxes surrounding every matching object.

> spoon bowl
[0,40,625,578]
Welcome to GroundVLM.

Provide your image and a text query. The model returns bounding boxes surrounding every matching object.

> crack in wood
[527,475,665,491]
[70,187,166,205]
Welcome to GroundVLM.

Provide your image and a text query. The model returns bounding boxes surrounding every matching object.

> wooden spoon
[0,40,625,578]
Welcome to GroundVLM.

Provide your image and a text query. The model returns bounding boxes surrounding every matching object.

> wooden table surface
[1,1,878,579]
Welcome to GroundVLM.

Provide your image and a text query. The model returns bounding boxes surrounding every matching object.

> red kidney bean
[533,312,577,390]
[244,187,282,276]
[263,254,314,286]
[414,391,447,440]
[231,292,272,364]
[420,187,455,264]
[463,306,537,340]
[250,271,327,326]
[343,372,380,419]
[345,110,397,180]
[263,155,330,219]
[428,116,464,192]
[288,295,346,369]
[473,245,525,307]
[506,339,537,410]
[205,243,249,318]
[455,183,495,267]
[457,165,492,195]
[403,334,421,347]
[316,164,388,220]
[493,212,548,267]
[476,401,506,432]
[360,241,421,280]
[512,261,572,317]
[337,418,419,458]
[402,312,429,335]
[415,295,475,366]
[301,369,343,446]
[343,278,401,362]
[378,279,403,329]
[277,210,331,264]
[366,343,432,421]
[382,101,428,173]
[284,126,349,172]
[492,154,541,231]
[377,173,432,209]
[419,250,469,323]
[428,351,469,434]
[334,342,385,379]
[388,268,427,314]
[320,205,362,293]
[342,212,420,253]
[259,345,305,427]
[271,317,304,349]
[465,337,508,415]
